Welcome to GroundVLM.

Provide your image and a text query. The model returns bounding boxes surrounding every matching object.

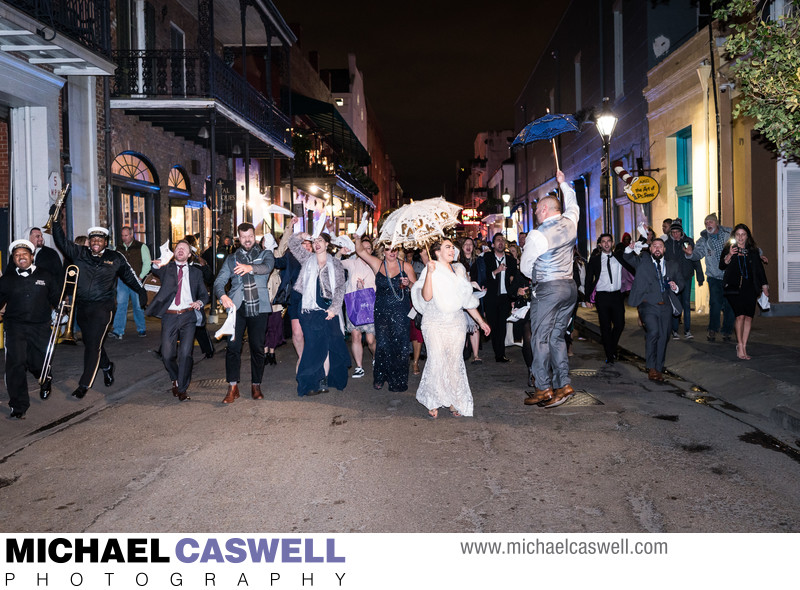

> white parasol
[377,197,462,250]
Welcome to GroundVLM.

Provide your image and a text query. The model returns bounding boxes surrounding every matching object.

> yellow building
[645,23,800,308]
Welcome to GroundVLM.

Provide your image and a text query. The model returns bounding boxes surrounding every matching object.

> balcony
[289,150,376,208]
[110,49,292,158]
[10,0,110,56]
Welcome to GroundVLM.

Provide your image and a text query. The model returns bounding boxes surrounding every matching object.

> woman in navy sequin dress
[355,240,417,391]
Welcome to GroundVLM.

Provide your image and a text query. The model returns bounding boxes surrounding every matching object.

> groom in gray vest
[519,170,579,409]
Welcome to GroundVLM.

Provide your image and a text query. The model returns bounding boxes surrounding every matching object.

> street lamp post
[502,188,511,239]
[595,97,618,235]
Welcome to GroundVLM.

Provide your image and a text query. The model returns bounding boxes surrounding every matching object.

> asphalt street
[1,317,799,533]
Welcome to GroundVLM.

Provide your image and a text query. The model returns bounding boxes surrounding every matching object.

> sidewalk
[575,305,800,440]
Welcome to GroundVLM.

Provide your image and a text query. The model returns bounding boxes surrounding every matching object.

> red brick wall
[110,110,225,240]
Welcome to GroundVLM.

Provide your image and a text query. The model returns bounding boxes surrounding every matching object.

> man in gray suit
[623,238,684,382]
[214,222,275,403]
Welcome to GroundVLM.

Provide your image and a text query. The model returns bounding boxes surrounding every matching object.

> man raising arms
[519,170,580,409]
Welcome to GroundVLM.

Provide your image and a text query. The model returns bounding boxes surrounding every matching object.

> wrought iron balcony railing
[13,0,110,56]
[288,154,374,199]
[111,49,291,149]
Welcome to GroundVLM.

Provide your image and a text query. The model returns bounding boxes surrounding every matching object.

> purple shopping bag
[345,287,375,326]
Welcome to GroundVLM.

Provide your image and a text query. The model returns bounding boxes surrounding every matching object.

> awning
[481,213,504,225]
[510,202,525,215]
[292,93,371,166]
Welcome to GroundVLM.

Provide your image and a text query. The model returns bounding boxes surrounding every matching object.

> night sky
[273,1,568,200]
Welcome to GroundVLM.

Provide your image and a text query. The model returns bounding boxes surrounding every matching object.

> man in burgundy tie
[147,240,209,400]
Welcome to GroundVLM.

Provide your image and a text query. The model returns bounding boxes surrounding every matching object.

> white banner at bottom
[0,533,795,589]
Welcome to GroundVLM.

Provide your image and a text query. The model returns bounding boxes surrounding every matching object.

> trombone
[40,265,79,385]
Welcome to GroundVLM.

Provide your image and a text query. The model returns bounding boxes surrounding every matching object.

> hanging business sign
[205,179,237,213]
[624,175,659,204]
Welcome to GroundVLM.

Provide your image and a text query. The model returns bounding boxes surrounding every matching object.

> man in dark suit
[585,233,634,364]
[479,232,517,362]
[147,240,209,401]
[623,238,684,382]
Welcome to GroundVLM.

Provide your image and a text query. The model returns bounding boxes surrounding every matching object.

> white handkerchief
[355,212,370,237]
[312,213,327,238]
[262,233,278,251]
[757,292,770,311]
[159,241,174,265]
[214,305,237,341]
[506,304,529,322]
[331,235,355,252]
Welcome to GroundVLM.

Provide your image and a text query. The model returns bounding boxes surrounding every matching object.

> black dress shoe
[204,349,215,359]
[72,385,88,399]
[496,357,511,363]
[177,391,190,401]
[102,362,114,387]
[40,377,52,400]
[9,410,25,419]
[317,377,329,393]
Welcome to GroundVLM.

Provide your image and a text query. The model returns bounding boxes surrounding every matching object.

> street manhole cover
[193,378,229,389]
[562,390,604,406]
[570,368,599,377]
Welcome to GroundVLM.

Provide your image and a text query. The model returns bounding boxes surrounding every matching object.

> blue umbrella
[511,112,581,170]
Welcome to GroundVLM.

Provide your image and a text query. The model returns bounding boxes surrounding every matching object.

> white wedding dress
[411,262,480,416]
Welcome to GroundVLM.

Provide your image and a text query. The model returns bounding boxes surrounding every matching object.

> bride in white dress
[411,239,491,418]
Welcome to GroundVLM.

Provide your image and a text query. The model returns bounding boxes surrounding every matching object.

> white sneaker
[684,331,693,339]
[671,331,680,340]
[353,367,365,378]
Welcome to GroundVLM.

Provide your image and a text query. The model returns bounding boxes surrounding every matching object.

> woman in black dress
[719,223,768,360]
[354,240,418,391]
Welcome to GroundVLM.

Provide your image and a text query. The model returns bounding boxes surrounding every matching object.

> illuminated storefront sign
[461,208,480,225]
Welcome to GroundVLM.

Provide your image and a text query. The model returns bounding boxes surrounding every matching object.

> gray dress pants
[529,279,577,390]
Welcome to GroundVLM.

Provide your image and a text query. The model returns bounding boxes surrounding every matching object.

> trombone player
[0,240,60,419]
[50,206,149,399]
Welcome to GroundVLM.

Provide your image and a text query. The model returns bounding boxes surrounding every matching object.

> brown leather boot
[222,383,240,404]
[251,384,264,400]
[541,384,575,408]
[524,388,553,406]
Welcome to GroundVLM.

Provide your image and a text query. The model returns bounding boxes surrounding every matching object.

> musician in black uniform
[0,239,61,419]
[51,210,148,399]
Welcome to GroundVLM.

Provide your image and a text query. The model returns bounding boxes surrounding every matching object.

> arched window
[168,165,203,246]
[168,165,190,194]
[111,151,159,246]
[111,151,158,184]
